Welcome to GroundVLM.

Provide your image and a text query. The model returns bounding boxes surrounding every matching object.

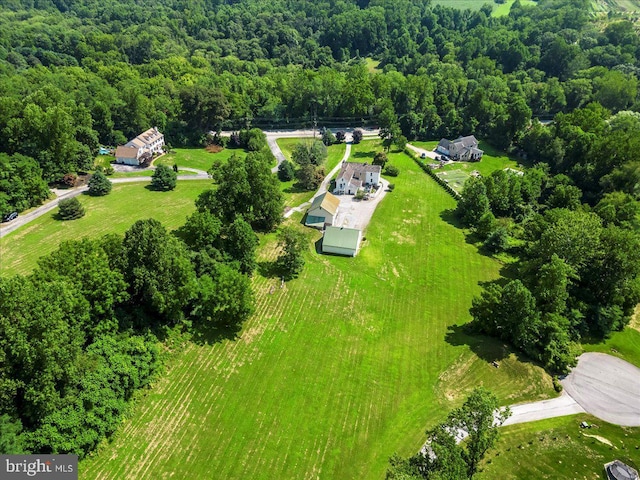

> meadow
[80,143,555,480]
[431,0,536,16]
[157,147,247,172]
[0,180,212,276]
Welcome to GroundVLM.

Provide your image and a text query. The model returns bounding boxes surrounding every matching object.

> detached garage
[305,192,340,229]
[322,226,362,257]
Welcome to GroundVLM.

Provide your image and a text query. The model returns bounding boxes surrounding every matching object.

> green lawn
[411,140,522,178]
[0,180,213,277]
[431,0,536,15]
[157,147,246,172]
[478,415,640,479]
[80,148,555,480]
[277,139,347,208]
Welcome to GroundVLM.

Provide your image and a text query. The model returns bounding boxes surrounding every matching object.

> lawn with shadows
[0,180,212,276]
[81,147,555,480]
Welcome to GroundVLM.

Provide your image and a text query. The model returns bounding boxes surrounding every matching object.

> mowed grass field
[0,180,213,276]
[80,147,555,480]
[431,0,536,15]
[157,147,246,171]
[478,415,640,479]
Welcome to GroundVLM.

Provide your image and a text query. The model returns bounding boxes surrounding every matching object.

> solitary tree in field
[151,164,177,191]
[58,197,85,220]
[277,228,306,280]
[278,159,295,182]
[352,129,363,144]
[88,170,112,196]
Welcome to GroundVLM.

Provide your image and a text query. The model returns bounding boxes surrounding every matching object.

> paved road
[264,128,380,173]
[563,352,640,427]
[503,353,640,427]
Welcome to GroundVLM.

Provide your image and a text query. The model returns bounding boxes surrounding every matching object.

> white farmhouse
[334,162,381,195]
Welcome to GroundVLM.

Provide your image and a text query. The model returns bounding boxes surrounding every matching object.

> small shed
[605,460,639,480]
[322,226,362,257]
[306,192,340,228]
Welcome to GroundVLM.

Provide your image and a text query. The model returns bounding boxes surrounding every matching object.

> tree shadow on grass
[283,182,309,194]
[352,150,376,159]
[257,259,281,279]
[445,322,539,368]
[190,321,242,346]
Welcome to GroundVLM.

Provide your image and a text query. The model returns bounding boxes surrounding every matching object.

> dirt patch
[581,433,614,447]
[206,144,223,153]
[391,231,416,245]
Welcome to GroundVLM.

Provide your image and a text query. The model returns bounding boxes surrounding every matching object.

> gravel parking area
[333,179,390,231]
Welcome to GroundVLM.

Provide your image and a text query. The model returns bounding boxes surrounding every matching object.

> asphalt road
[503,353,640,427]
[563,352,640,427]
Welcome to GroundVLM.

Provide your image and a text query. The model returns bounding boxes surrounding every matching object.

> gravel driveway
[333,179,390,231]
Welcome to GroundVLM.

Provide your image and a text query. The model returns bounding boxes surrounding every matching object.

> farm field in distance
[80,147,555,480]
[0,180,213,276]
[431,0,536,15]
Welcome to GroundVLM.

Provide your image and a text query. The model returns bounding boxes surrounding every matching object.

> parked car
[2,211,18,222]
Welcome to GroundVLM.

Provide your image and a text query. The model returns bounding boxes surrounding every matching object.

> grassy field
[80,146,556,480]
[431,0,536,15]
[478,415,640,479]
[157,147,245,171]
[0,180,212,276]
[277,139,347,208]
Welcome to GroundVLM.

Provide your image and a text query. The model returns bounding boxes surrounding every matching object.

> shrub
[384,165,400,177]
[104,165,115,176]
[151,164,177,191]
[278,160,295,182]
[552,376,563,392]
[352,129,363,144]
[87,171,112,196]
[62,173,77,188]
[335,131,346,143]
[388,183,396,191]
[58,197,85,220]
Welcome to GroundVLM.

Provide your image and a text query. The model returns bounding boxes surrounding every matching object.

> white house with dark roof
[333,162,381,195]
[116,127,165,166]
[436,135,483,161]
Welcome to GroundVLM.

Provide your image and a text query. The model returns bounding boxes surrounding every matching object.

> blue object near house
[99,147,111,155]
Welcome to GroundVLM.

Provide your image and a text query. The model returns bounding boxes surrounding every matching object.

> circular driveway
[562,352,640,427]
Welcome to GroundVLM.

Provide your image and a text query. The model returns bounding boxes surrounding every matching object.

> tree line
[0,144,310,456]
[2,0,640,217]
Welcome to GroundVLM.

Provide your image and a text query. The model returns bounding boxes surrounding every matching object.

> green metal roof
[323,226,361,250]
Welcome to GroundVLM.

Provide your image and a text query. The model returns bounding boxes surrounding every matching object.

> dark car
[2,211,18,222]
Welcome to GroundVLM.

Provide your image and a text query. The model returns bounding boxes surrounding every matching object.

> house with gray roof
[605,460,639,480]
[436,135,483,161]
[333,162,381,195]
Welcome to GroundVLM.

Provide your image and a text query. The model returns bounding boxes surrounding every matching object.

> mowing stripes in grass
[81,150,555,480]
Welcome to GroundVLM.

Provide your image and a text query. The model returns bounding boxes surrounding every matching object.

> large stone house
[333,162,381,195]
[305,192,340,229]
[436,135,483,161]
[115,127,165,166]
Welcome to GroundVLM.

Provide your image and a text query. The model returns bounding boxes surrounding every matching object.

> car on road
[2,211,18,222]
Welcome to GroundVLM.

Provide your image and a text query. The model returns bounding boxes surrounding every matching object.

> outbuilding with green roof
[322,226,362,257]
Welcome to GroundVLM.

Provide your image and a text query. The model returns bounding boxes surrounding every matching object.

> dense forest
[1,0,640,460]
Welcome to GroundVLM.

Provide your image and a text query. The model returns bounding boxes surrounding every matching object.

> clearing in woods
[80,146,555,479]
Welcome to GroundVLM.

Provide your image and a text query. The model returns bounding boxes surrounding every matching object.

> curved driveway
[504,353,640,427]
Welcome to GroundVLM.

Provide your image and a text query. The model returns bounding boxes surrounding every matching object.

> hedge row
[404,147,461,200]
